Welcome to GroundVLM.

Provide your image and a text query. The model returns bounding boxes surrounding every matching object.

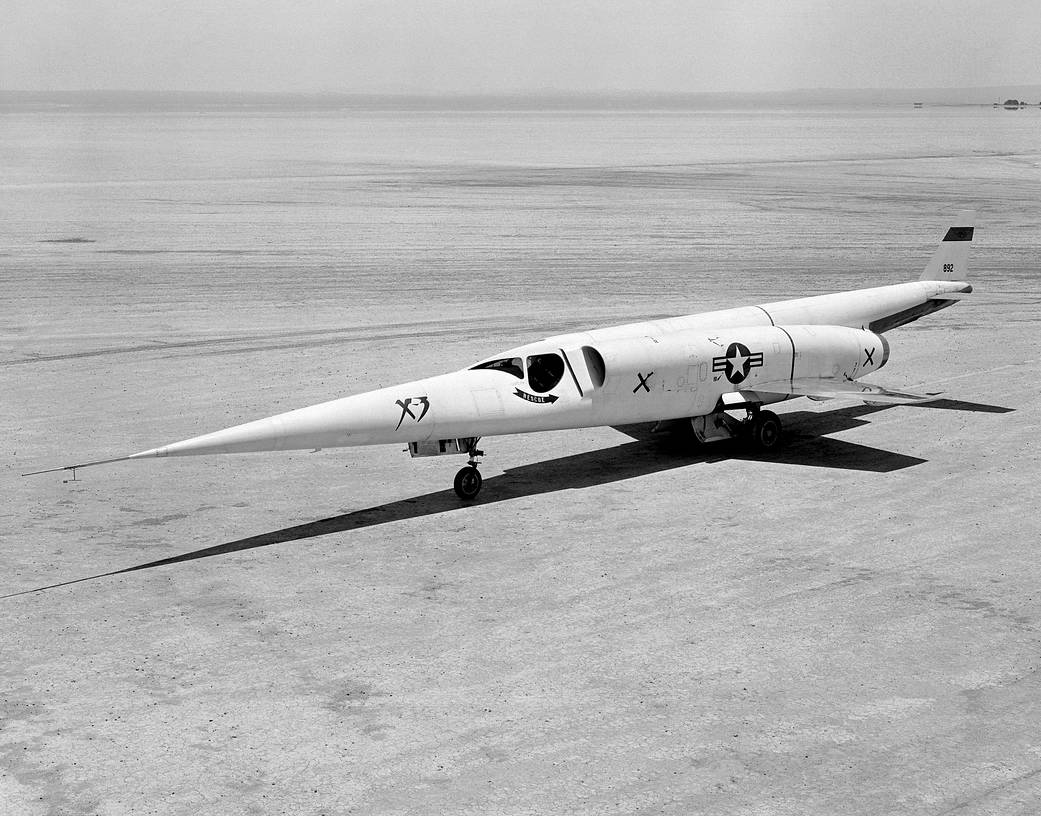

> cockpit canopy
[471,352,565,394]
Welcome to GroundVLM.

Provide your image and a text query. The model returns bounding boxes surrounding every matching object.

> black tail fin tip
[943,226,974,242]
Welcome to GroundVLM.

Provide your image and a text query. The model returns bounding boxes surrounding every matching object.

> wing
[746,378,940,405]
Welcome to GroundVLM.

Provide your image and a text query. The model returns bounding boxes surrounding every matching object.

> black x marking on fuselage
[634,371,654,393]
[864,347,875,365]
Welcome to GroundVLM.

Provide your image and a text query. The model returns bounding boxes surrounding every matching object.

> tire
[453,466,483,500]
[748,410,782,451]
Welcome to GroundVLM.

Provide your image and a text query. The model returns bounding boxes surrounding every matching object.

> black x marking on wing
[634,371,654,393]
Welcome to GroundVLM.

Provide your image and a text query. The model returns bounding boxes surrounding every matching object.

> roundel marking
[712,342,764,385]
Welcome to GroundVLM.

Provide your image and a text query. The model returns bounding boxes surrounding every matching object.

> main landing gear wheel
[454,466,483,500]
[747,410,782,452]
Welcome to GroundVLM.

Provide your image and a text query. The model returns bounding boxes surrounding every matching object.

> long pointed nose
[126,389,406,458]
[128,413,295,458]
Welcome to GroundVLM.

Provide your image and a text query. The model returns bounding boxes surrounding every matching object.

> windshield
[470,357,524,379]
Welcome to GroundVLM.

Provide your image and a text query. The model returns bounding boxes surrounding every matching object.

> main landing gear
[453,441,485,500]
[747,409,782,451]
[690,404,784,452]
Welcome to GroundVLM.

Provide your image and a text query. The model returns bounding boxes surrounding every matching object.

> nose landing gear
[453,441,485,500]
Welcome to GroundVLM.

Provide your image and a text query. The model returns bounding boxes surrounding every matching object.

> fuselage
[132,278,970,460]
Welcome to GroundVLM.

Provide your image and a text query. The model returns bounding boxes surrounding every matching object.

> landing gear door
[560,347,597,398]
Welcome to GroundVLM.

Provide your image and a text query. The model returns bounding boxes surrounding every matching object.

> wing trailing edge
[747,378,939,405]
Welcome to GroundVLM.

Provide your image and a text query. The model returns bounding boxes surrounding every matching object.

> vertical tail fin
[920,212,975,281]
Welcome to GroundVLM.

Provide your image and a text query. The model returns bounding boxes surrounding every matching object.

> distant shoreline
[3,88,1040,113]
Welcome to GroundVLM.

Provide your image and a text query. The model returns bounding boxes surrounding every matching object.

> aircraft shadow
[902,398,1014,414]
[4,397,1011,597]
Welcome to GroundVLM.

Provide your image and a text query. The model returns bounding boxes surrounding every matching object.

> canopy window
[526,353,565,393]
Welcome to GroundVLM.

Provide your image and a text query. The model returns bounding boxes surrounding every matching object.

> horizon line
[3,84,1041,97]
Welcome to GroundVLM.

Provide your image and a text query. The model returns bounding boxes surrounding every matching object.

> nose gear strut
[453,440,484,500]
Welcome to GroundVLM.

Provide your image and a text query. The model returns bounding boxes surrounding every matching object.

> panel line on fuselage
[775,325,797,385]
[753,305,776,326]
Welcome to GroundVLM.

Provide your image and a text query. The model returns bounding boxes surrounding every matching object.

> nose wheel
[453,441,484,500]
[453,465,483,500]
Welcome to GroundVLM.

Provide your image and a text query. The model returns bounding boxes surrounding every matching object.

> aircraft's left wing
[746,378,939,405]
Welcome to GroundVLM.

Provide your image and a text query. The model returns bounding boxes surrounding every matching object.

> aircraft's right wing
[747,378,940,405]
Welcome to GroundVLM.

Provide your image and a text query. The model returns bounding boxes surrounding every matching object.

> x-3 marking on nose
[394,396,430,430]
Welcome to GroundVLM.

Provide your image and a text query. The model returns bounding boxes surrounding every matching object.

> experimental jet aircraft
[28,216,974,499]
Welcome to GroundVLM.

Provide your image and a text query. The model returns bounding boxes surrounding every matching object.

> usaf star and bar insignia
[712,342,764,384]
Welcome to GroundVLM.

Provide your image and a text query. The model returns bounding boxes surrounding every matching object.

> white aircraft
[28,216,974,499]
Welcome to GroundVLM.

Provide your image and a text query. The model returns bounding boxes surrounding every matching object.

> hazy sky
[4,0,1040,94]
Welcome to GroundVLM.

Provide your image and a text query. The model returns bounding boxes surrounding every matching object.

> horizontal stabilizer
[928,290,972,301]
[749,378,940,405]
